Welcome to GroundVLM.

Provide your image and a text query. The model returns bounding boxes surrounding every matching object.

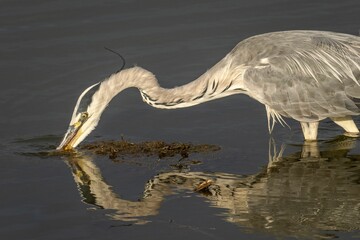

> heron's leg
[331,116,359,135]
[300,122,319,141]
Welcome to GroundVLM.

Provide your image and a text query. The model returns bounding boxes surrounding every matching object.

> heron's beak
[57,123,83,151]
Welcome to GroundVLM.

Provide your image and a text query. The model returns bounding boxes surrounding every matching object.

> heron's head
[56,67,155,151]
[57,81,105,151]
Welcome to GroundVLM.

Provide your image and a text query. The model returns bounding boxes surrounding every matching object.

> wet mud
[80,140,221,159]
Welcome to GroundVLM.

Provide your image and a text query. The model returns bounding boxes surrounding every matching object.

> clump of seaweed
[79,140,220,159]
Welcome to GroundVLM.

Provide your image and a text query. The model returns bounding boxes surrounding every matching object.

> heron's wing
[243,36,360,125]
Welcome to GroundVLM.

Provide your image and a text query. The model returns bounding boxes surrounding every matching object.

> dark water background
[1,0,360,239]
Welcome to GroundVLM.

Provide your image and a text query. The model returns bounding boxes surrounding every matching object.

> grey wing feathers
[240,31,360,123]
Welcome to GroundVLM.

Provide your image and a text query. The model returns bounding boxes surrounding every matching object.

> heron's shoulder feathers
[234,31,360,86]
[235,31,360,123]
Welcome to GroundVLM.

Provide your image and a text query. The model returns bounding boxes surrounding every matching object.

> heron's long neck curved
[107,59,246,110]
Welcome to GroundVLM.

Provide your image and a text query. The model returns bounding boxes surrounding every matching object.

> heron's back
[230,30,360,122]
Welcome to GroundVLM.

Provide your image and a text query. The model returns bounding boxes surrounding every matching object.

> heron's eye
[80,112,89,121]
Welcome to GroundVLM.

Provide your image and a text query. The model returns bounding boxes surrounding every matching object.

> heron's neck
[108,61,246,110]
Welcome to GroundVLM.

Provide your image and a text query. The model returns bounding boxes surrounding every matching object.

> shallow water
[1,1,360,239]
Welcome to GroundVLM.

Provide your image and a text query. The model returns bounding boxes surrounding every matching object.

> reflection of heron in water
[58,31,360,150]
[66,137,360,239]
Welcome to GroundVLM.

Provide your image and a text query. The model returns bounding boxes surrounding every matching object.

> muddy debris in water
[80,140,221,159]
[194,179,213,192]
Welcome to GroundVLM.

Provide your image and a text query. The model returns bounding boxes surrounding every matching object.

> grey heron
[57,30,360,150]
